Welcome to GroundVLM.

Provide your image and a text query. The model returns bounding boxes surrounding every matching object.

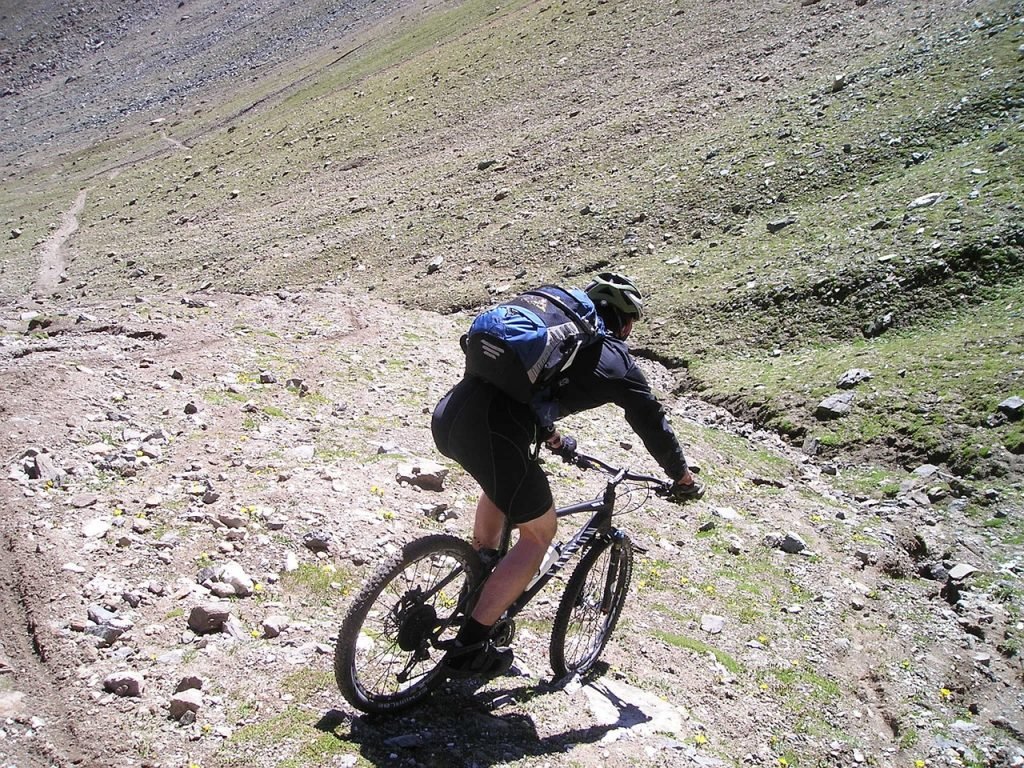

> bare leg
[470,506,557,626]
[472,493,505,551]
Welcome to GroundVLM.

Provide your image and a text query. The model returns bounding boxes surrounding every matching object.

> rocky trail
[1,285,1021,768]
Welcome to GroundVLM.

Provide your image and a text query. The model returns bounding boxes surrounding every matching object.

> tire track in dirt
[0,528,89,767]
[32,189,87,296]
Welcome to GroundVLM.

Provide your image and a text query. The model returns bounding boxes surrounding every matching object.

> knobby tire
[334,534,483,714]
[549,535,633,677]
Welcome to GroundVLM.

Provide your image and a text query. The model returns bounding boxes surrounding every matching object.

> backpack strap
[522,287,598,337]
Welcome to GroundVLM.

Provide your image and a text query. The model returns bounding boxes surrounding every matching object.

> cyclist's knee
[516,505,556,546]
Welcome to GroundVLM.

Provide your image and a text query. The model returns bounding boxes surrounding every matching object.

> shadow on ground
[317,665,650,766]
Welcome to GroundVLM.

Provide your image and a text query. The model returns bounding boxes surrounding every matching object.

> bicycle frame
[429,455,666,646]
[504,491,618,615]
[495,456,657,620]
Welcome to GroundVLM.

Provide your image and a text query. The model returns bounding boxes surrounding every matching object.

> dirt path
[31,189,87,295]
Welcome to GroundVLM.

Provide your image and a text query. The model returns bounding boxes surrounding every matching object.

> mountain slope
[1,1,1023,767]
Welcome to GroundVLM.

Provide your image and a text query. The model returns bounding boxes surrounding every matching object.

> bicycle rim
[334,534,482,713]
[549,535,633,677]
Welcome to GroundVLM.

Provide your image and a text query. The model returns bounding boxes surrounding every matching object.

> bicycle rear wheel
[335,534,483,713]
[549,534,633,678]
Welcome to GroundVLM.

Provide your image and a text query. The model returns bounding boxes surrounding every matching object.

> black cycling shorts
[431,377,553,525]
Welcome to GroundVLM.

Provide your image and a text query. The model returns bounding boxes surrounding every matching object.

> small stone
[187,603,232,634]
[863,312,894,338]
[907,192,944,210]
[302,531,331,553]
[948,563,977,581]
[88,605,117,624]
[286,444,315,461]
[919,562,949,581]
[815,392,854,420]
[169,688,203,720]
[836,369,872,389]
[285,378,309,396]
[175,676,203,693]
[396,460,448,491]
[262,614,290,639]
[198,562,253,597]
[0,691,27,717]
[997,396,1023,420]
[700,615,726,635]
[855,550,876,566]
[103,671,145,697]
[82,518,111,539]
[26,451,66,484]
[767,217,796,234]
[217,512,247,529]
[766,531,808,554]
[712,507,739,521]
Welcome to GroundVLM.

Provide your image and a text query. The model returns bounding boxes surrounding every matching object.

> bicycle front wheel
[334,534,483,713]
[549,534,633,678]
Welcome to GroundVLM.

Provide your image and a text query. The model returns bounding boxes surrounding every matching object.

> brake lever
[573,455,594,470]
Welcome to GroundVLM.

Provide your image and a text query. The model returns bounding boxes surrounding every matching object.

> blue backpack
[462,286,604,403]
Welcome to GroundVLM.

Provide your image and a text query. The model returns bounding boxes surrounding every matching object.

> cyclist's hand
[548,435,578,463]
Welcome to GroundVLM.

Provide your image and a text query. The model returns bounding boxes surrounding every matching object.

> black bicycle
[333,450,676,714]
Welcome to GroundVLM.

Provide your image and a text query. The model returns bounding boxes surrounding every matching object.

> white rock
[82,518,111,538]
[700,615,726,634]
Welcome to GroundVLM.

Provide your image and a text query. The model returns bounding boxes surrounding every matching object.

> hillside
[1,1,1023,767]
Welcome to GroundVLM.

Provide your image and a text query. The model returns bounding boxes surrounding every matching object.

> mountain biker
[430,271,703,678]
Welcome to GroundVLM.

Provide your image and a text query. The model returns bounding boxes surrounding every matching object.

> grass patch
[694,282,1024,476]
[223,706,361,768]
[279,563,354,607]
[759,664,840,704]
[281,668,335,706]
[653,629,743,676]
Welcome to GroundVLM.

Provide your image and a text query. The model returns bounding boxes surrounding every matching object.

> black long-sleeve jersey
[538,336,690,481]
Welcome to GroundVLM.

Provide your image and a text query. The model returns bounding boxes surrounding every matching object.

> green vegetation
[279,563,354,607]
[695,283,1024,478]
[653,630,743,676]
[224,706,360,768]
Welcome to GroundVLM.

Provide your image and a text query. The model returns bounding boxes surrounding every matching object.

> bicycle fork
[599,531,628,614]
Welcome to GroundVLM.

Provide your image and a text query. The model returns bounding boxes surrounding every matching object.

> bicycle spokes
[336,537,483,712]
[550,537,634,677]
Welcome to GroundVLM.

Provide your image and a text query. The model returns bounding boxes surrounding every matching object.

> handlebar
[568,450,673,495]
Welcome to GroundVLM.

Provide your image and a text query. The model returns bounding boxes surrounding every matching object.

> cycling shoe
[442,640,514,680]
